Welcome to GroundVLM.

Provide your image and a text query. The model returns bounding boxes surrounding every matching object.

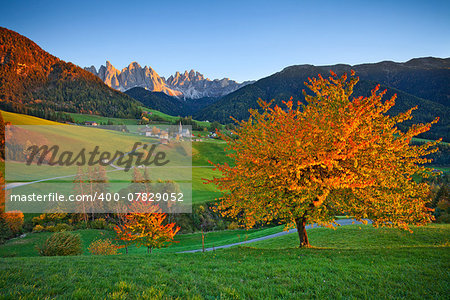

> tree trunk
[147,247,152,254]
[125,246,128,254]
[295,217,310,248]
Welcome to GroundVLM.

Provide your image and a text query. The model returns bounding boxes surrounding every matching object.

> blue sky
[2,0,449,82]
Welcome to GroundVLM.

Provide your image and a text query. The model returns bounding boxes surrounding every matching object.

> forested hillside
[0,27,141,120]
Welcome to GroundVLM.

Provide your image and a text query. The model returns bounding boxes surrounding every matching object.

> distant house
[85,121,98,126]
[159,130,169,140]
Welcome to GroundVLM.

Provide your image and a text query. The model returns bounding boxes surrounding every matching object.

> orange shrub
[1,211,24,233]
[88,238,122,255]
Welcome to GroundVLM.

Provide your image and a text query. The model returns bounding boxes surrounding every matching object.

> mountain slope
[0,27,142,119]
[195,59,450,141]
[316,58,450,106]
[125,87,218,117]
[125,87,185,116]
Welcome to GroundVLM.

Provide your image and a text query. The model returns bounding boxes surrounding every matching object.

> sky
[2,0,449,82]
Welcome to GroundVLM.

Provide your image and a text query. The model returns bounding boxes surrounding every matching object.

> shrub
[45,223,74,232]
[1,211,24,233]
[0,211,24,244]
[37,232,83,256]
[45,225,55,232]
[75,222,88,230]
[228,222,240,230]
[33,224,45,232]
[0,220,13,244]
[90,218,107,229]
[32,215,46,226]
[437,213,450,223]
[53,223,74,232]
[32,213,68,226]
[88,238,121,255]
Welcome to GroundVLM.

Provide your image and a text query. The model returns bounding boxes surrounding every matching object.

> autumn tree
[209,71,440,247]
[117,205,180,254]
[114,221,135,254]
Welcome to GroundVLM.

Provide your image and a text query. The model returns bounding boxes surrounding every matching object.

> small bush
[88,238,121,255]
[53,223,74,232]
[90,218,107,229]
[33,224,45,232]
[1,211,24,233]
[228,222,240,230]
[32,215,45,226]
[75,222,88,230]
[45,225,55,232]
[32,213,68,226]
[0,220,13,244]
[437,213,450,223]
[37,231,83,256]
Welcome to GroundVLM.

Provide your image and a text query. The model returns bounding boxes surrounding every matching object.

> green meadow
[0,225,286,257]
[2,110,224,205]
[140,107,213,128]
[0,224,448,299]
[1,110,449,299]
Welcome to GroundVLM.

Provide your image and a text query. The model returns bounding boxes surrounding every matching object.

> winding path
[177,219,372,253]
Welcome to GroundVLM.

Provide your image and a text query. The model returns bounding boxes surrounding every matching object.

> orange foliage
[88,238,122,255]
[115,206,180,254]
[208,71,439,245]
[1,210,24,233]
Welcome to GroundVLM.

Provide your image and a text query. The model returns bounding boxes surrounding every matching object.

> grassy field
[2,110,226,204]
[141,107,212,128]
[1,111,62,125]
[0,224,448,298]
[192,140,232,166]
[0,226,285,257]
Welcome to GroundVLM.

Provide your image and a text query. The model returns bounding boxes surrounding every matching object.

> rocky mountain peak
[127,61,141,70]
[85,62,252,99]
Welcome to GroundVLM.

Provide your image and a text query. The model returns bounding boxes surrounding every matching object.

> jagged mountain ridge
[85,61,181,96]
[86,62,253,99]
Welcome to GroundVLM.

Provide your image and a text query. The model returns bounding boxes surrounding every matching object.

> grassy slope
[0,229,116,257]
[1,110,61,125]
[2,110,224,204]
[141,107,212,128]
[0,226,284,257]
[0,224,448,298]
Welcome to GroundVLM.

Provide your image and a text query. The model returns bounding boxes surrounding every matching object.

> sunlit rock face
[85,62,253,99]
[86,61,181,96]
[166,70,253,99]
